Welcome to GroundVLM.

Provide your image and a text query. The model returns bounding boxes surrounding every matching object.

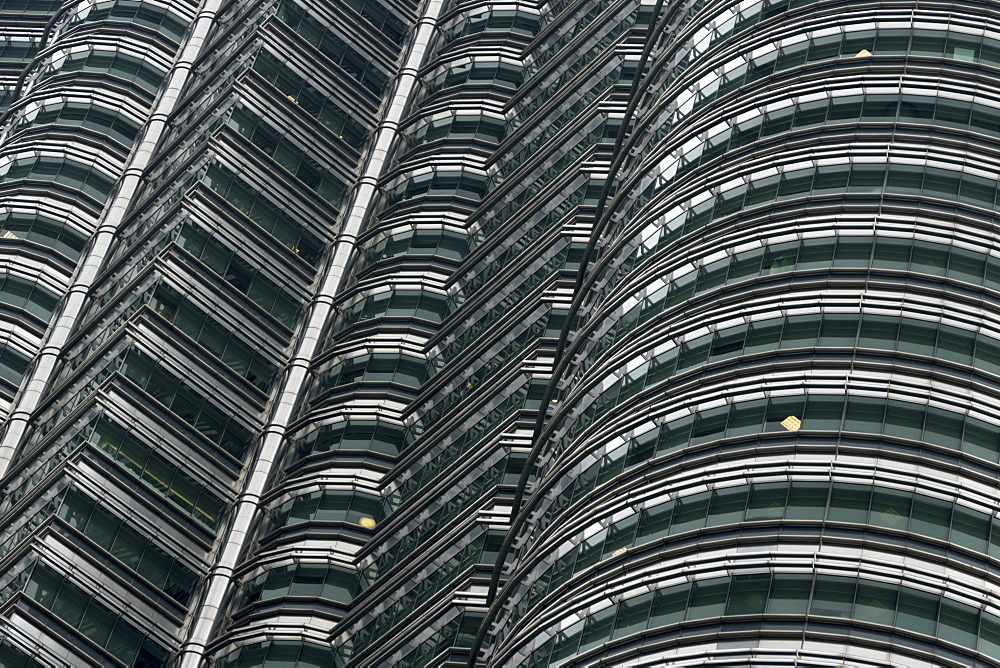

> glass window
[873,237,911,270]
[686,579,729,619]
[746,483,787,520]
[886,163,924,194]
[785,482,828,520]
[869,488,912,530]
[649,584,689,626]
[670,492,710,534]
[980,614,1000,657]
[803,394,844,429]
[847,164,884,193]
[935,98,972,127]
[708,486,748,524]
[936,325,975,366]
[828,95,863,122]
[828,484,871,523]
[844,397,885,433]
[612,592,652,639]
[911,29,947,57]
[897,319,937,357]
[962,417,999,461]
[910,495,951,540]
[858,315,899,348]
[939,598,979,648]
[727,574,770,615]
[924,407,964,450]
[811,575,856,618]
[813,164,849,192]
[638,500,674,541]
[578,605,615,652]
[951,506,989,553]
[548,620,583,664]
[949,248,986,286]
[780,315,820,348]
[854,580,898,625]
[691,406,729,444]
[766,574,811,614]
[765,397,804,432]
[958,174,996,209]
[922,168,961,200]
[726,399,766,436]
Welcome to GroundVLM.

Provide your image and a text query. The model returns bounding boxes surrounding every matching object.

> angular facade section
[0,0,405,662]
[0,0,1000,666]
[0,0,194,425]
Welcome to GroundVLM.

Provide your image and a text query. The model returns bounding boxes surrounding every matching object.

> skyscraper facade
[0,0,999,666]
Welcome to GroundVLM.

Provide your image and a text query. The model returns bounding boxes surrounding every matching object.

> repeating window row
[636,23,1000,167]
[401,115,505,153]
[67,0,188,42]
[518,572,1000,667]
[216,641,330,668]
[370,453,525,579]
[21,562,169,666]
[347,531,503,658]
[87,415,226,531]
[497,115,619,201]
[226,105,348,209]
[423,61,522,98]
[596,233,1000,364]
[265,489,383,533]
[445,10,538,42]
[393,380,545,515]
[236,562,361,610]
[38,49,164,93]
[41,344,251,465]
[310,352,431,399]
[360,229,468,271]
[528,2,646,77]
[642,91,1000,206]
[580,311,1000,440]
[175,221,303,328]
[0,273,58,322]
[149,285,277,392]
[514,10,636,121]
[382,169,488,210]
[333,289,449,335]
[57,486,198,605]
[619,160,1000,291]
[0,0,63,14]
[469,178,599,273]
[327,0,408,44]
[203,161,324,265]
[514,480,1000,626]
[0,213,86,261]
[393,611,483,668]
[13,100,141,149]
[252,51,368,148]
[541,392,1000,542]
[496,60,635,180]
[423,310,562,430]
[118,348,251,461]
[0,345,29,388]
[287,419,407,465]
[276,1,390,95]
[0,155,114,203]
